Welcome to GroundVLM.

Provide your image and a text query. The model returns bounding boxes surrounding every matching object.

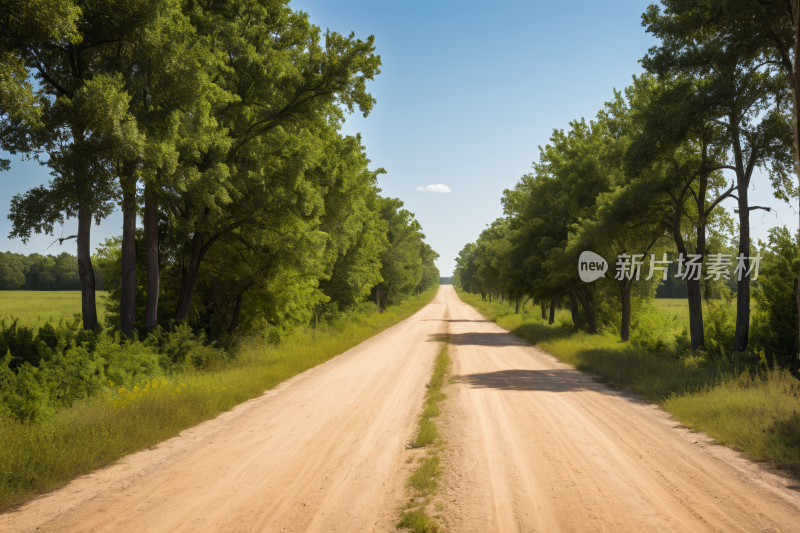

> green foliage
[0,320,106,423]
[702,301,737,360]
[0,356,51,423]
[0,312,229,424]
[1,0,439,348]
[754,227,800,369]
[99,339,162,388]
[145,324,226,371]
[372,197,440,309]
[0,251,103,291]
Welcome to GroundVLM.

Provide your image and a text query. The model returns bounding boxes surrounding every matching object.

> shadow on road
[425,332,524,345]
[447,332,529,347]
[419,319,491,323]
[460,369,602,393]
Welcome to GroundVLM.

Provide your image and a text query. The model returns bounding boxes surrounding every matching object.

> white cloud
[416,184,452,193]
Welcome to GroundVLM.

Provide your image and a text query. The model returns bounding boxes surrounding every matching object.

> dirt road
[1,290,450,533]
[3,285,800,532]
[437,285,800,532]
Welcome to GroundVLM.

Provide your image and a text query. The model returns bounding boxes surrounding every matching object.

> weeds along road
[3,285,800,532]
[437,285,800,532]
[1,290,451,533]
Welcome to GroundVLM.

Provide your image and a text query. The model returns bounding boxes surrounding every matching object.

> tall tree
[103,0,229,335]
[643,5,793,350]
[0,0,158,330]
[165,1,381,323]
[627,75,735,349]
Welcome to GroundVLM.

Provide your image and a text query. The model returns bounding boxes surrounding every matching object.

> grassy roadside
[0,289,438,511]
[398,337,451,533]
[455,289,800,477]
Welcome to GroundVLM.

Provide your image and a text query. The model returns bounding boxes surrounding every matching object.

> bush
[97,336,163,387]
[0,355,51,422]
[145,323,227,370]
[41,344,105,407]
[703,301,736,360]
[0,318,228,423]
[754,227,800,370]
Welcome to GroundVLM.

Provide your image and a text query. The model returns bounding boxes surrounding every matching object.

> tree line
[454,0,800,370]
[0,251,104,290]
[0,0,438,340]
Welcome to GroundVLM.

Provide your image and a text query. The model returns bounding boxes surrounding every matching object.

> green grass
[398,338,451,533]
[456,289,800,477]
[653,297,745,322]
[411,338,450,449]
[397,507,441,533]
[664,370,800,474]
[0,291,108,328]
[0,289,438,511]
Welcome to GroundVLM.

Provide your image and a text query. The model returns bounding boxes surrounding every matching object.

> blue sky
[1,0,795,274]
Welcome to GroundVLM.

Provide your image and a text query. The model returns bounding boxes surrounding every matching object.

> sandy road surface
[1,289,452,533]
[437,285,800,532]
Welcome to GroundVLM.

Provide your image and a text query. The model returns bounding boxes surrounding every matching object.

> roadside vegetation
[0,288,437,511]
[457,290,800,476]
[398,337,451,533]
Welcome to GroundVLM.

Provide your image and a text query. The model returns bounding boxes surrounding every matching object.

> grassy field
[0,288,438,511]
[0,291,108,328]
[652,297,742,321]
[457,290,800,477]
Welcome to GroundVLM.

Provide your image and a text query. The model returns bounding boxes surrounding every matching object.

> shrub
[0,354,51,422]
[754,227,800,370]
[703,300,736,360]
[145,323,227,370]
[41,344,105,407]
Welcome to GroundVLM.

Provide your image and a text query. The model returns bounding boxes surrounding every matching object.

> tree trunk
[575,287,598,335]
[688,219,707,350]
[228,294,243,334]
[376,287,384,313]
[175,232,213,323]
[540,302,546,320]
[733,185,750,351]
[77,204,98,330]
[120,187,137,337]
[670,170,706,350]
[144,182,160,333]
[515,296,519,314]
[548,298,556,325]
[212,276,221,310]
[618,280,631,342]
[569,290,580,328]
[686,278,704,350]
